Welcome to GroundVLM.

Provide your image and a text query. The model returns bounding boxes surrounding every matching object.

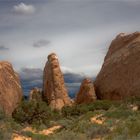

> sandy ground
[12,125,62,140]
[90,114,105,125]
[12,133,32,140]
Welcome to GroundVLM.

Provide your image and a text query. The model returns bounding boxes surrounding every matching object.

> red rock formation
[94,32,140,100]
[75,78,96,104]
[0,61,23,115]
[29,87,42,101]
[43,53,71,109]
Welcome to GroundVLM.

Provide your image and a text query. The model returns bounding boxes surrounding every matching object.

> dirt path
[12,125,62,140]
[12,133,32,140]
[39,125,62,135]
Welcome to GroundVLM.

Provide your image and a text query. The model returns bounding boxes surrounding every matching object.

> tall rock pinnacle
[43,53,71,110]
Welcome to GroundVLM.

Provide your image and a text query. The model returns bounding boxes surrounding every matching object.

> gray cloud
[13,2,35,15]
[20,67,43,81]
[33,39,51,48]
[0,0,140,77]
[0,45,9,51]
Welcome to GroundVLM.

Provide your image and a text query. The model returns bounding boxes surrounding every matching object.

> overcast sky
[0,0,140,77]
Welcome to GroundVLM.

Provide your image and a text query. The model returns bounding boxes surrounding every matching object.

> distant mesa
[94,32,140,100]
[0,61,23,115]
[43,53,72,110]
[75,78,96,104]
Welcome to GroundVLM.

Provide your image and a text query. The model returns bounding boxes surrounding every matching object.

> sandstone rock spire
[75,78,96,104]
[43,53,71,109]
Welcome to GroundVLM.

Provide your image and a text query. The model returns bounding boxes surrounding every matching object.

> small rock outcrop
[43,53,71,110]
[75,78,96,104]
[0,61,23,115]
[94,32,140,100]
[29,87,42,101]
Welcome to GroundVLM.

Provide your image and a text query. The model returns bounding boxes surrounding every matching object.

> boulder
[29,87,42,101]
[43,53,71,109]
[94,32,140,100]
[0,61,23,115]
[75,78,96,104]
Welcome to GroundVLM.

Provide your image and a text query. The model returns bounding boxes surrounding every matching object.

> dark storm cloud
[20,67,87,84]
[0,45,9,51]
[19,68,43,96]
[64,73,95,98]
[33,39,51,48]
[64,72,85,83]
[19,67,90,97]
[20,67,43,81]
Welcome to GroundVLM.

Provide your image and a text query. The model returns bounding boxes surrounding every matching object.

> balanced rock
[0,61,23,115]
[29,87,42,101]
[94,32,140,100]
[43,53,71,109]
[75,78,96,104]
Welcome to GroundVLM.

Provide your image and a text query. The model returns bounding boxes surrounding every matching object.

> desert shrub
[111,135,140,140]
[104,105,135,119]
[87,124,110,139]
[87,100,119,111]
[125,96,140,104]
[12,100,60,126]
[57,118,76,130]
[62,100,119,117]
[58,110,110,139]
[0,117,21,140]
[124,96,140,110]
[122,115,140,137]
[105,114,140,140]
[67,119,92,133]
[0,106,5,121]
[46,131,88,140]
[0,105,22,140]
[62,104,89,117]
[0,129,12,140]
[22,131,48,140]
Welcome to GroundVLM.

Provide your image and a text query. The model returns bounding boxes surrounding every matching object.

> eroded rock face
[43,53,71,109]
[94,32,140,100]
[0,61,23,115]
[75,78,96,104]
[29,87,42,101]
